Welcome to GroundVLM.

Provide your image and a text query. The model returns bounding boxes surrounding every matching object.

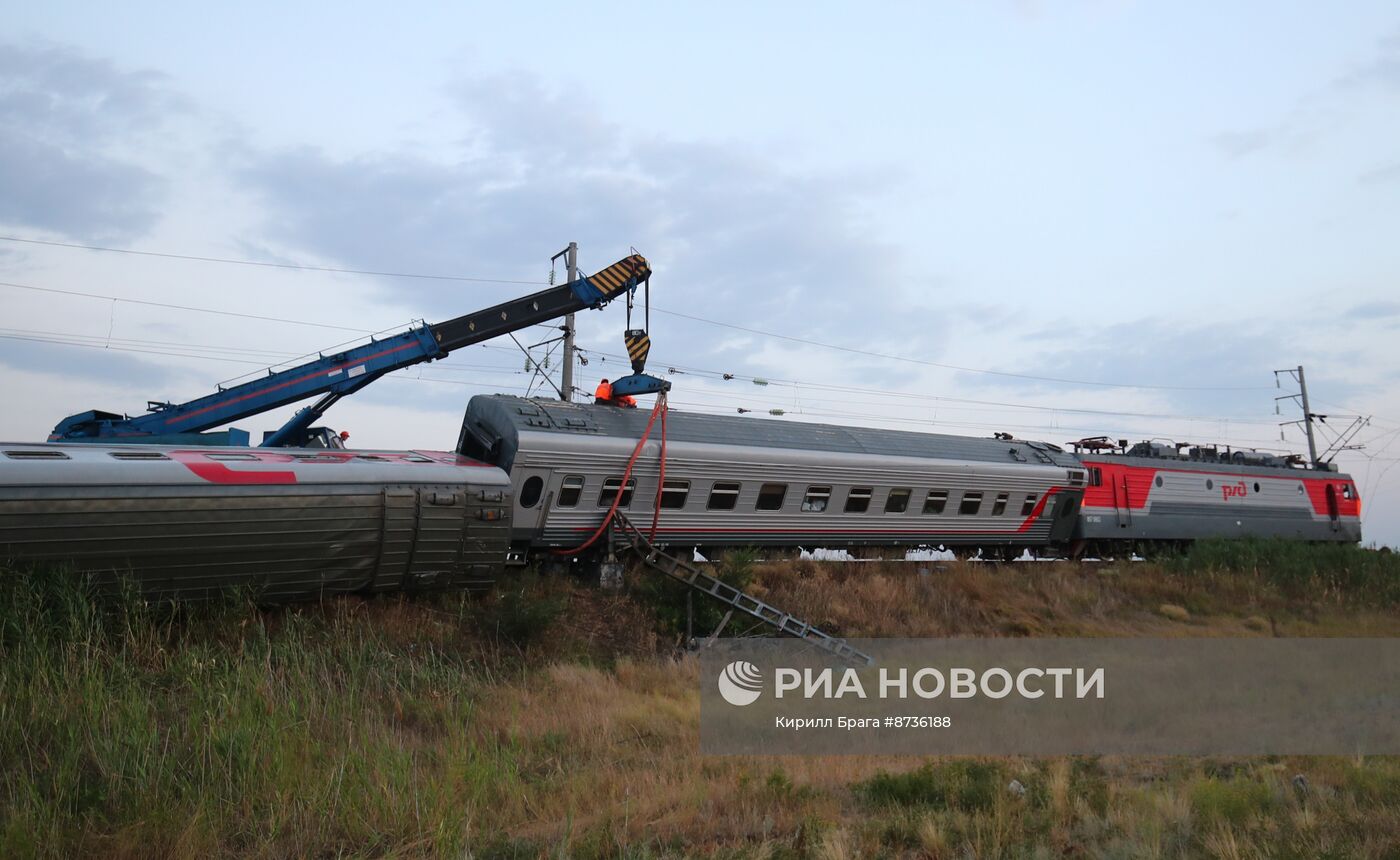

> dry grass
[3,550,1400,857]
[744,555,1400,640]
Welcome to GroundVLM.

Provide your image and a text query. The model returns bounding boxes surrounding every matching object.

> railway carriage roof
[461,395,1083,469]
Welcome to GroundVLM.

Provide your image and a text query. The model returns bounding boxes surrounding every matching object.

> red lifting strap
[553,393,669,556]
[650,400,668,542]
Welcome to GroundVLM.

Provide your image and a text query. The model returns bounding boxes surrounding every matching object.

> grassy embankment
[2,540,1400,858]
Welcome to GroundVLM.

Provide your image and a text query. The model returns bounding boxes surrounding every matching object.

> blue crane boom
[50,253,669,446]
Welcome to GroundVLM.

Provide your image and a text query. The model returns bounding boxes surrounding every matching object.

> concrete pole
[559,241,578,401]
[1297,365,1320,467]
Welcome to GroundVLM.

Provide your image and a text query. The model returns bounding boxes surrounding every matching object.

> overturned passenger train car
[0,443,511,600]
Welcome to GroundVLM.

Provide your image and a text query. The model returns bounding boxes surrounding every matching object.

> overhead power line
[662,395,1302,450]
[577,345,1279,425]
[6,321,1289,438]
[0,327,1372,457]
[649,308,1274,393]
[0,279,373,333]
[6,233,1280,393]
[0,331,540,386]
[0,279,563,341]
[0,272,1348,431]
[0,235,544,286]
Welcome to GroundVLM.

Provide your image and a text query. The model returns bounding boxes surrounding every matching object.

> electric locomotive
[1071,439,1361,555]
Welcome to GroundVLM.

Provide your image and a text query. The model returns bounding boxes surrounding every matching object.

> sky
[2,1,1398,545]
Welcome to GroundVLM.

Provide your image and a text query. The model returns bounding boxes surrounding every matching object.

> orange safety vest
[617,394,637,408]
[594,381,613,401]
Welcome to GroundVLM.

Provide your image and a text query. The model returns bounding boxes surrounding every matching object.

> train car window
[1020,494,1038,516]
[708,481,741,510]
[958,492,983,516]
[991,493,1009,516]
[1343,484,1354,500]
[293,453,347,463]
[3,450,70,460]
[660,480,690,509]
[557,475,585,507]
[1089,467,1102,487]
[801,486,831,512]
[519,476,544,508]
[598,477,636,508]
[1206,479,1214,491]
[844,487,873,513]
[756,483,787,511]
[885,488,911,513]
[922,490,948,514]
[1253,482,1261,493]
[1067,471,1085,486]
[1154,476,1163,488]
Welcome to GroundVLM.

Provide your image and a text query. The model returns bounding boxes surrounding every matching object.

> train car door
[1114,473,1131,528]
[512,468,553,536]
[1325,484,1339,531]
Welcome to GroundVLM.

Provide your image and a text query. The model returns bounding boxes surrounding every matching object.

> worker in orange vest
[594,379,612,405]
[617,393,638,408]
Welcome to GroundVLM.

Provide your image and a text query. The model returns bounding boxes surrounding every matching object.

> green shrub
[1189,777,1277,825]
[855,760,1003,812]
[1342,763,1400,804]
[483,572,567,646]
[632,548,757,639]
[1070,756,1110,816]
[1171,538,1400,604]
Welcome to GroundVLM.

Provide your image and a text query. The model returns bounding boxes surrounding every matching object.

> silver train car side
[0,443,512,600]
[457,395,1086,557]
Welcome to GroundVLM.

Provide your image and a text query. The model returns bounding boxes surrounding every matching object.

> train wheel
[981,546,1016,564]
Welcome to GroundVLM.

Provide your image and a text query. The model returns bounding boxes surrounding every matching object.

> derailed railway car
[1073,441,1362,554]
[0,443,512,600]
[1,399,1365,600]
[457,395,1087,559]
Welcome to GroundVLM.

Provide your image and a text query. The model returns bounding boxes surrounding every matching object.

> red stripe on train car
[169,451,297,485]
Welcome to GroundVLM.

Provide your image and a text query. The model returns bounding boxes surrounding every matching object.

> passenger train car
[0,443,511,600]
[458,395,1088,559]
[458,395,1362,561]
[1073,441,1362,553]
[0,397,1364,601]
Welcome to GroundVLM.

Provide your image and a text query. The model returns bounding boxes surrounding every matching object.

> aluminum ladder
[611,513,873,666]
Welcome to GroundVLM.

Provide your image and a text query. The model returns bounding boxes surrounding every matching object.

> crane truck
[49,252,669,447]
